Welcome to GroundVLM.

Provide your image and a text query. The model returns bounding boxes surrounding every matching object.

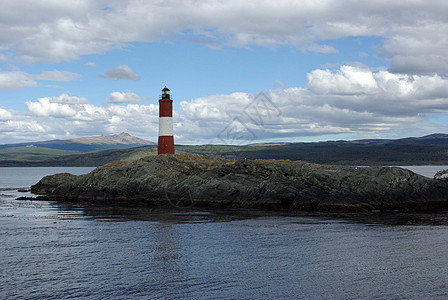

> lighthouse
[158,85,175,155]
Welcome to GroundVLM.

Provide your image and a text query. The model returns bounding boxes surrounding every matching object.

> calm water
[1,167,448,299]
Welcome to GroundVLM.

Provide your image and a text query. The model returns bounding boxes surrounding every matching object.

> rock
[434,169,448,181]
[30,173,78,195]
[30,155,448,212]
[16,196,36,200]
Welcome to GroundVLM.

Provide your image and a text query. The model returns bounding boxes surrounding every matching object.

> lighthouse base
[158,136,175,155]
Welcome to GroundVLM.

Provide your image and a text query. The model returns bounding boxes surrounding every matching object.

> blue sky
[0,1,447,145]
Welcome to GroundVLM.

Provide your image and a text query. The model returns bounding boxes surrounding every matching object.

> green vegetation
[0,132,153,152]
[0,146,158,167]
[0,147,80,162]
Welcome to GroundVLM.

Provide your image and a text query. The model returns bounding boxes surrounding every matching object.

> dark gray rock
[31,173,78,195]
[30,155,448,211]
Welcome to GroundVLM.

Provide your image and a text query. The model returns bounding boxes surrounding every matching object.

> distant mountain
[69,132,153,145]
[0,132,155,152]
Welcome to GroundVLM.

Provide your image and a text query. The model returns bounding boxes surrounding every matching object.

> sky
[1,0,448,145]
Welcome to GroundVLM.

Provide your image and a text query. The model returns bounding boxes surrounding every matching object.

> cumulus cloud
[306,65,378,95]
[38,94,89,104]
[102,65,140,80]
[178,65,448,143]
[0,119,47,143]
[2,97,159,143]
[0,108,12,120]
[26,98,78,118]
[107,92,142,103]
[3,65,448,144]
[0,1,446,74]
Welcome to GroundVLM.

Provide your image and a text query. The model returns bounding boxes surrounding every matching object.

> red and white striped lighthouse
[158,85,175,155]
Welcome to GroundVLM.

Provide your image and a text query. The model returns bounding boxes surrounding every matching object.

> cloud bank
[0,0,446,74]
[2,66,448,144]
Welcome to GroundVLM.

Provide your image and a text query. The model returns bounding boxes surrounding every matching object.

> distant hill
[0,146,81,162]
[235,133,448,165]
[317,133,448,147]
[2,133,448,167]
[0,146,158,167]
[0,132,155,152]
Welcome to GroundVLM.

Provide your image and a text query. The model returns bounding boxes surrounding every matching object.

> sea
[1,166,448,299]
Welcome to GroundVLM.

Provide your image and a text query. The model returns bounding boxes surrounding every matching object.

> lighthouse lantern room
[161,86,170,99]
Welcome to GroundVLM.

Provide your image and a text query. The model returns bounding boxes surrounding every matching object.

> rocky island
[31,154,448,212]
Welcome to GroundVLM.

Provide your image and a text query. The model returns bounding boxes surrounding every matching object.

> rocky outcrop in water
[31,155,448,212]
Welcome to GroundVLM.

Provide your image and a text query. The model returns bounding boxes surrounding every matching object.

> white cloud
[380,22,448,74]
[3,65,448,144]
[26,98,78,118]
[177,65,448,143]
[38,93,88,104]
[85,61,96,67]
[300,43,339,54]
[8,95,159,143]
[306,65,378,95]
[180,93,248,120]
[0,70,80,90]
[0,117,52,143]
[0,1,446,74]
[0,108,12,120]
[107,92,142,103]
[30,70,81,81]
[0,72,37,89]
[102,65,140,80]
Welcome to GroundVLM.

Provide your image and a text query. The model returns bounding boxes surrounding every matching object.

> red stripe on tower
[158,85,175,155]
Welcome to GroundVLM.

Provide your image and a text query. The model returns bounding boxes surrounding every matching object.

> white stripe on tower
[158,117,173,136]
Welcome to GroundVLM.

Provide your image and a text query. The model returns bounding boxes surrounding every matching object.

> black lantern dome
[161,85,170,99]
